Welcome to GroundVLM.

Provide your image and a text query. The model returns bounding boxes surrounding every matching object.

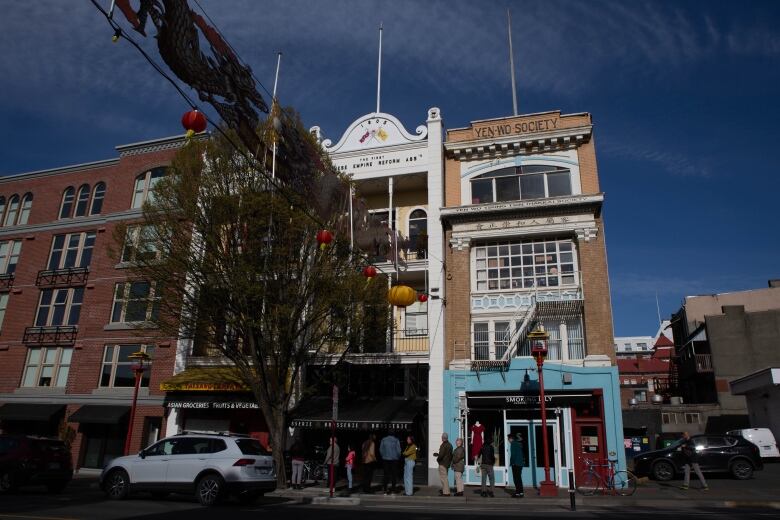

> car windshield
[666,438,686,449]
[235,438,270,455]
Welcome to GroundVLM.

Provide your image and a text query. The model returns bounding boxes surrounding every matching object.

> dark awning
[0,403,64,421]
[290,398,427,430]
[68,405,130,424]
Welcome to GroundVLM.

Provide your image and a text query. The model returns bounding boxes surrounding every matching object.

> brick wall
[443,229,472,366]
[578,217,615,360]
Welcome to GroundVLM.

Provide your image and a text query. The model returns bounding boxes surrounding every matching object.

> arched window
[4,195,19,227]
[74,184,90,217]
[132,167,166,209]
[470,165,572,204]
[90,182,106,215]
[59,187,75,219]
[0,197,6,226]
[18,193,33,225]
[408,209,427,258]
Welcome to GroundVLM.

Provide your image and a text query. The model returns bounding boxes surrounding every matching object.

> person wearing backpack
[480,437,496,497]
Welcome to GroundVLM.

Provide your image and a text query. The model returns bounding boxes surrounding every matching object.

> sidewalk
[267,481,780,510]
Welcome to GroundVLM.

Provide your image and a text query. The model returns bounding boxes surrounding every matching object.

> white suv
[100,433,276,505]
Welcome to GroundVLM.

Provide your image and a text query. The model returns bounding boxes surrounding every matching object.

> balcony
[36,267,89,287]
[23,325,78,345]
[693,354,713,373]
[0,272,13,292]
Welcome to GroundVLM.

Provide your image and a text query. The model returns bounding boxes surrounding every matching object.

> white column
[425,107,446,485]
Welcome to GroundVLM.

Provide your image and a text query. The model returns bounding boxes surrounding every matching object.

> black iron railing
[36,267,89,287]
[23,325,78,345]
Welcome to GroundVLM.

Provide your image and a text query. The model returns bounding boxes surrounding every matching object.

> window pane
[471,179,493,204]
[60,348,73,365]
[22,367,37,387]
[520,174,545,199]
[44,348,58,364]
[100,365,113,387]
[55,365,69,387]
[28,348,42,365]
[39,366,53,386]
[118,345,138,362]
[125,301,148,322]
[495,176,520,201]
[132,176,146,209]
[113,365,136,387]
[90,183,105,215]
[74,185,90,217]
[547,171,571,197]
[60,188,75,219]
[111,301,124,323]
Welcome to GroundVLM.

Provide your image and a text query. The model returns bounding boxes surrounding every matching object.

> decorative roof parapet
[444,125,592,160]
[311,112,428,155]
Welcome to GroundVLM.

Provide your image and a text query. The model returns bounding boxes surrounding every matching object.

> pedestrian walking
[345,444,356,491]
[480,437,496,497]
[289,439,305,490]
[361,434,377,493]
[380,432,402,494]
[679,431,708,490]
[435,432,454,496]
[452,437,466,496]
[402,435,417,496]
[324,436,340,489]
[508,433,524,497]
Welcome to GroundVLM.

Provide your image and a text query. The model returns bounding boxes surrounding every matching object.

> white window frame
[471,238,579,293]
[34,288,84,327]
[59,187,75,219]
[3,195,19,226]
[48,231,96,270]
[0,293,9,332]
[21,346,72,388]
[111,281,161,323]
[74,184,91,217]
[18,193,33,225]
[132,168,166,209]
[89,182,106,216]
[99,344,154,388]
[403,298,427,335]
[121,225,162,263]
[469,165,573,204]
[471,317,585,362]
[0,240,22,274]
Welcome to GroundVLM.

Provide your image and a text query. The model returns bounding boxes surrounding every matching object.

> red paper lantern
[362,266,378,278]
[418,293,428,303]
[181,110,207,137]
[316,230,333,249]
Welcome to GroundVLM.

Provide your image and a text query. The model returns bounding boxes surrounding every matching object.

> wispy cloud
[599,140,711,177]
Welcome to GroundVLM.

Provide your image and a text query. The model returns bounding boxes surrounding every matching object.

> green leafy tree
[116,119,389,486]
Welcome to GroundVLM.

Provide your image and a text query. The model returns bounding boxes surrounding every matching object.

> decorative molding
[314,112,427,155]
[444,125,592,160]
[449,236,471,251]
[115,134,203,157]
[471,289,583,313]
[575,227,599,242]
[441,194,603,221]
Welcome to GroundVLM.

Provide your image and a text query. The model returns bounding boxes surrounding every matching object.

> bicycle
[576,458,637,496]
[301,459,324,484]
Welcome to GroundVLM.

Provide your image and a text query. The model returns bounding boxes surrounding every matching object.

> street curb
[724,501,780,509]
[311,496,361,506]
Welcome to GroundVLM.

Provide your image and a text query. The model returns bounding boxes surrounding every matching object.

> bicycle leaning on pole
[576,458,638,496]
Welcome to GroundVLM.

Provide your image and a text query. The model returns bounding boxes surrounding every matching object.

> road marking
[0,515,80,520]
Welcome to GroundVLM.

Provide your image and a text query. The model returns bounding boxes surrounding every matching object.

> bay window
[474,238,577,292]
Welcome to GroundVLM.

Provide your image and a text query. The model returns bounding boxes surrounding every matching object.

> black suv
[0,435,73,493]
[632,434,763,481]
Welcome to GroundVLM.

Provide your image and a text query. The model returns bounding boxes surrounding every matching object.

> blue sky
[1,1,779,336]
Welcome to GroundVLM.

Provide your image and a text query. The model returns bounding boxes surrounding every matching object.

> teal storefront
[443,358,624,490]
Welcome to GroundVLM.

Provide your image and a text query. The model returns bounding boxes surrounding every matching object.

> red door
[574,422,605,479]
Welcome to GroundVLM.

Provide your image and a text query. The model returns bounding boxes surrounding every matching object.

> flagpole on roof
[271,52,282,180]
[507,9,518,116]
[376,23,383,114]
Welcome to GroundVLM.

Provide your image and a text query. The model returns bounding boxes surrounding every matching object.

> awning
[290,398,427,430]
[68,405,130,424]
[160,367,250,392]
[0,403,64,422]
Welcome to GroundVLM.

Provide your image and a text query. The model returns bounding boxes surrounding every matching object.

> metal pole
[507,9,518,116]
[537,355,556,495]
[376,23,383,113]
[329,420,336,498]
[124,364,143,455]
[569,468,576,510]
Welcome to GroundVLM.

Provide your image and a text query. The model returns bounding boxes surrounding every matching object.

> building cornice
[0,158,119,184]
[0,209,144,239]
[440,193,604,223]
[116,133,203,157]
[444,125,592,160]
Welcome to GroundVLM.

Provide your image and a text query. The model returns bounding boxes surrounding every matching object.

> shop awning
[0,403,64,422]
[68,405,129,424]
[160,367,250,392]
[290,398,427,430]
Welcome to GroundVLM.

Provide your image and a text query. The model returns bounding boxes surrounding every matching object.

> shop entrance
[505,420,559,489]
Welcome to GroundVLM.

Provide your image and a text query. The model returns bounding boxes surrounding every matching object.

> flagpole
[507,9,518,116]
[271,52,282,180]
[376,23,383,114]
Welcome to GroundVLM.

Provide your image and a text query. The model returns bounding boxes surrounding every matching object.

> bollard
[568,469,576,511]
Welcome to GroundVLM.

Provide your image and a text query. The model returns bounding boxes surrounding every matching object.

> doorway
[505,420,559,489]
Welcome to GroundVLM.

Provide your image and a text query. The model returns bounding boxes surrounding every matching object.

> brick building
[0,136,185,470]
[439,110,623,489]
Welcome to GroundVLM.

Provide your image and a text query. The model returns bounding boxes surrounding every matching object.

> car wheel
[196,473,225,506]
[652,460,675,481]
[104,469,130,500]
[46,481,69,493]
[731,460,753,480]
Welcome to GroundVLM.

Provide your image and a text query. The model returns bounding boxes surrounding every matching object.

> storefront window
[466,412,503,465]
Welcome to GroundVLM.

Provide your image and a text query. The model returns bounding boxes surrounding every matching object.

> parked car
[100,432,276,506]
[0,435,73,493]
[727,428,780,458]
[632,434,763,481]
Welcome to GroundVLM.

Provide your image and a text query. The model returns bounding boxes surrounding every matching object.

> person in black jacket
[679,432,708,490]
[480,437,496,497]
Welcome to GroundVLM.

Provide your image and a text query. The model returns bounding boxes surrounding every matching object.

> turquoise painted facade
[442,358,625,489]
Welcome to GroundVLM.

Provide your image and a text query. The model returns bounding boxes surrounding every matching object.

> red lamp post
[123,351,151,456]
[529,326,557,497]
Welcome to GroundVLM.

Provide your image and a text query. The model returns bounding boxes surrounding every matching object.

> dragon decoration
[113,0,391,254]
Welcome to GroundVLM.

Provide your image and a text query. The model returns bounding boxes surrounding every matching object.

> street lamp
[528,326,557,497]
[124,350,151,456]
